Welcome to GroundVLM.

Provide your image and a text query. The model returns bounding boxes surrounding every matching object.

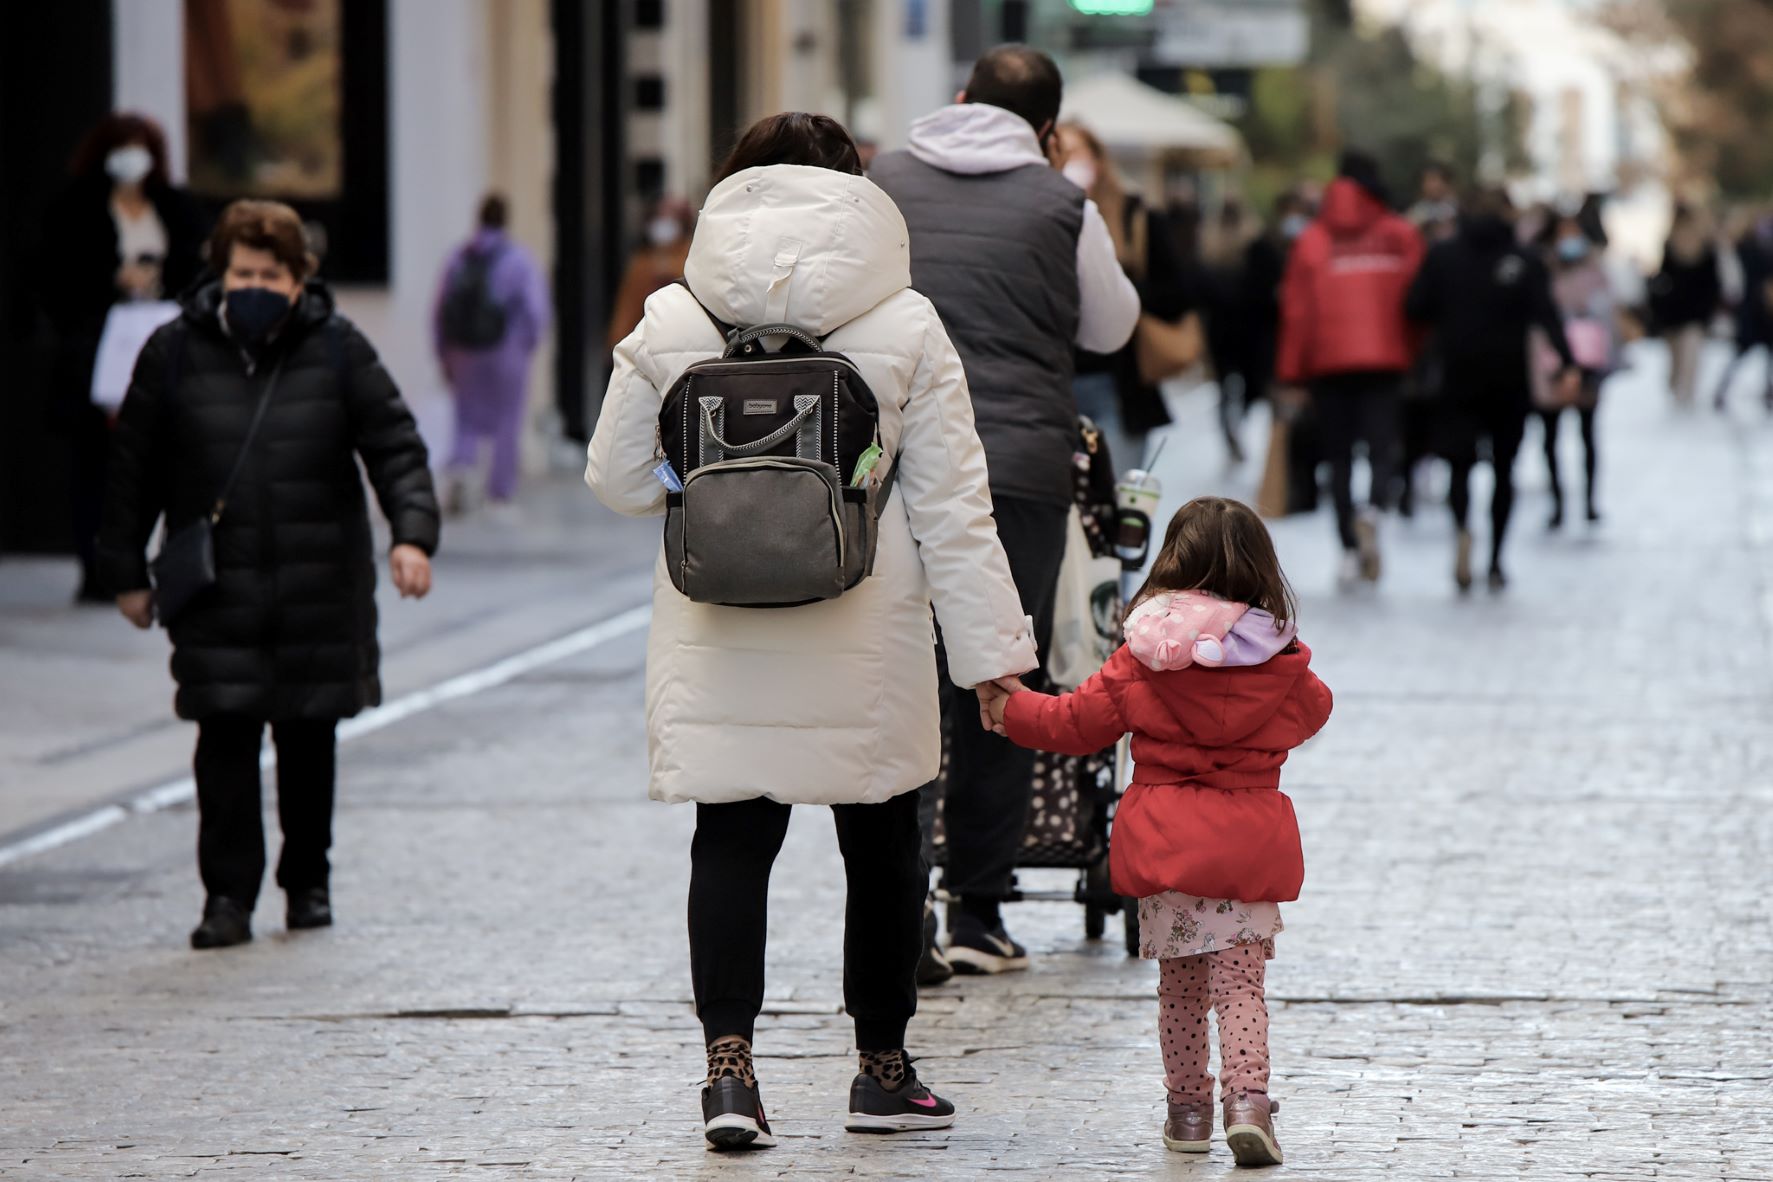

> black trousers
[1443,393,1529,568]
[918,495,1069,915]
[1538,398,1599,513]
[193,717,338,908]
[689,790,926,1051]
[1312,372,1402,549]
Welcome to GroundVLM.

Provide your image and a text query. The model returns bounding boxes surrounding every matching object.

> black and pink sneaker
[845,1064,957,1133]
[701,1076,776,1151]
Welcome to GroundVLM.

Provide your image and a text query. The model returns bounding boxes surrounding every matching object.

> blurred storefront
[0,0,978,554]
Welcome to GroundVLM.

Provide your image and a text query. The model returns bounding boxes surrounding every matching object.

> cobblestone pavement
[2,343,1770,1180]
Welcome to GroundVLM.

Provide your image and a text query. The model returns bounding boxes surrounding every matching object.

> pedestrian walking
[433,193,550,514]
[1711,210,1773,412]
[1650,204,1721,407]
[98,199,439,950]
[38,112,207,604]
[1396,164,1460,518]
[1405,161,1460,245]
[584,112,1039,1151]
[1533,211,1619,527]
[604,194,695,355]
[871,44,1139,976]
[1406,188,1578,592]
[1276,151,1424,586]
[1053,121,1196,470]
[1199,200,1269,465]
[980,496,1332,1168]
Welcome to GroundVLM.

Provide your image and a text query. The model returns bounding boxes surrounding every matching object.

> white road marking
[0,604,652,870]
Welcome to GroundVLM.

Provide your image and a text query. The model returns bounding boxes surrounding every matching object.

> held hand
[974,684,1002,734]
[1557,367,1583,403]
[987,692,1010,735]
[117,590,154,629]
[390,544,433,599]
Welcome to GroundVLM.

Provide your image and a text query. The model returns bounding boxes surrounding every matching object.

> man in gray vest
[873,45,1139,978]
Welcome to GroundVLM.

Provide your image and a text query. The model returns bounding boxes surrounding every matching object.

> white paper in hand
[91,301,181,410]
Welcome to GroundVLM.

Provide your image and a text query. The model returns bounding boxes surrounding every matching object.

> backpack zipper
[687,353,867,383]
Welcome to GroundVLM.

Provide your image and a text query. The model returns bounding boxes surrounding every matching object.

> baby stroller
[928,423,1160,956]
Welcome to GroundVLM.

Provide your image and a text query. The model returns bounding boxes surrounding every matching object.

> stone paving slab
[1,345,1771,1180]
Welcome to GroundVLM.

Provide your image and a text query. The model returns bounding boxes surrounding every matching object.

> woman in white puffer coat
[585,114,1037,1151]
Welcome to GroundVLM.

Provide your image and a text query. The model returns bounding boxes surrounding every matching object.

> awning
[1060,72,1245,163]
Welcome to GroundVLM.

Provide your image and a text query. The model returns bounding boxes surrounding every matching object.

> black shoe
[1487,565,1509,593]
[946,914,1029,975]
[916,899,954,987]
[286,887,332,931]
[1586,503,1602,524]
[702,1076,776,1151]
[190,897,253,949]
[845,1062,957,1133]
[1548,501,1564,530]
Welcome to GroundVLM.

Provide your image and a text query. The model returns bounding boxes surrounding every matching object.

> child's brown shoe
[1162,1099,1213,1153]
[1224,1092,1283,1166]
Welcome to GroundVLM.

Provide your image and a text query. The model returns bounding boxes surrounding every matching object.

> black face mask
[224,286,292,346]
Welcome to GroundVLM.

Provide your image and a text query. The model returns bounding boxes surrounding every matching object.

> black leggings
[1539,403,1598,512]
[689,790,926,1051]
[1446,410,1526,570]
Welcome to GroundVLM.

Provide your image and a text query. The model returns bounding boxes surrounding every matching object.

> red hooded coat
[1276,178,1425,384]
[1002,643,1332,902]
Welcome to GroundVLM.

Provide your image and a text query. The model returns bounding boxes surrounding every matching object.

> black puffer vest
[870,151,1084,506]
[98,281,440,720]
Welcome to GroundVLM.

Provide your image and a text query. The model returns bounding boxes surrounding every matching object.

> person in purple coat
[433,193,551,511]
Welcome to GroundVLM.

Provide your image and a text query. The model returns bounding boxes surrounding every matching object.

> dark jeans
[1539,401,1599,514]
[71,404,109,589]
[689,791,925,1051]
[917,495,1069,921]
[193,717,338,908]
[1312,372,1402,549]
[1444,394,1528,569]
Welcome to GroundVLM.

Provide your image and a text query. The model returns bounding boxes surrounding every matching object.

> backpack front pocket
[667,457,847,607]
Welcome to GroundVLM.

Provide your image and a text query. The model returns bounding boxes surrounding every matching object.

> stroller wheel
[1123,897,1141,956]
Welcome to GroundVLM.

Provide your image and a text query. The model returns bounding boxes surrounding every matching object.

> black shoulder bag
[150,336,281,627]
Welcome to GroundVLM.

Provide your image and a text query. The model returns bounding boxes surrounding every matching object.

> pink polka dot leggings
[1157,944,1271,1103]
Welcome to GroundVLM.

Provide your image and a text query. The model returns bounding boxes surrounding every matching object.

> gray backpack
[656,296,897,608]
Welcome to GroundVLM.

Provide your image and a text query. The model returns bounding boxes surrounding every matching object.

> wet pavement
[1,342,1769,1180]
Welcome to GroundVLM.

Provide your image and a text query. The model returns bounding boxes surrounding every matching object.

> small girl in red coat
[982,496,1332,1167]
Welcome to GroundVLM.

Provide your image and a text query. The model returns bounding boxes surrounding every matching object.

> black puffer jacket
[98,280,440,721]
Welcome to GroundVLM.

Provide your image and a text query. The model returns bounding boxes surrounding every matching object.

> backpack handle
[722,323,823,358]
[700,398,819,458]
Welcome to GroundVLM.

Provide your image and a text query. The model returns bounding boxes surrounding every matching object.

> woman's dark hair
[208,199,318,280]
[478,192,509,229]
[1128,497,1298,629]
[713,113,863,185]
[69,111,171,188]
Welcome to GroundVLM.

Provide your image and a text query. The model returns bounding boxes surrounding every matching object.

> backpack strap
[673,277,735,344]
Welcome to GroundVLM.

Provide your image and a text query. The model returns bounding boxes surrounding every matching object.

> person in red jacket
[981,497,1332,1167]
[1277,151,1424,586]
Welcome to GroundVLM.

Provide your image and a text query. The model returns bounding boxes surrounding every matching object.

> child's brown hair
[1127,496,1298,628]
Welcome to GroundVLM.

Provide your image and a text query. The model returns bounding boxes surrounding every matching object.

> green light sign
[1069,0,1155,13]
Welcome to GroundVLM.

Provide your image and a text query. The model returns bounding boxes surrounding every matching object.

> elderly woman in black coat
[99,200,439,949]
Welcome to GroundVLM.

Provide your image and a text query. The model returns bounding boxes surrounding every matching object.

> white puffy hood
[684,165,911,337]
[906,103,1046,176]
